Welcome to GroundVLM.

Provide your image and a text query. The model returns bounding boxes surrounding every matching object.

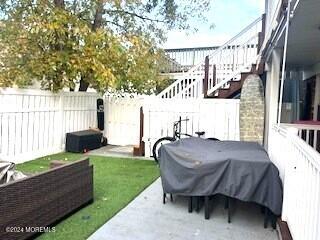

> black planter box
[66,130,102,153]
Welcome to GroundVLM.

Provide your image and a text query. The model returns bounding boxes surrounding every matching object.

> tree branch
[106,9,166,23]
[104,20,128,32]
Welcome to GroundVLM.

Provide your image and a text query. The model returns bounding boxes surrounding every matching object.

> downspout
[277,0,292,126]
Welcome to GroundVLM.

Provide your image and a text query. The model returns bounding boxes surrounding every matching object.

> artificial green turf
[16,153,160,240]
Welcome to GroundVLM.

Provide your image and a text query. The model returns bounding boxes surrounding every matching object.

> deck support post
[212,64,216,88]
[203,56,209,98]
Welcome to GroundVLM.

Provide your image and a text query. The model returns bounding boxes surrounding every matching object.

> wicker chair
[0,158,94,240]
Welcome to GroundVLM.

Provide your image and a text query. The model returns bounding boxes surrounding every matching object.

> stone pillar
[264,49,281,151]
[240,74,265,145]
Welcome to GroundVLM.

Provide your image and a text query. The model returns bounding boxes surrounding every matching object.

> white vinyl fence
[269,125,320,240]
[143,98,240,156]
[0,89,240,162]
[0,88,98,163]
[104,97,240,155]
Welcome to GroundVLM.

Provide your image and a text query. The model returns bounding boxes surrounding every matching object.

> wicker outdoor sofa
[0,158,94,240]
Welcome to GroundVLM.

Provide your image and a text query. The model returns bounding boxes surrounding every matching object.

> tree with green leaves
[0,0,210,93]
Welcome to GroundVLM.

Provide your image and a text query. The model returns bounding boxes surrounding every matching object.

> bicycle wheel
[152,137,175,163]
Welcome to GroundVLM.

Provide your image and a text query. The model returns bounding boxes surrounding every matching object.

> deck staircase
[158,16,265,99]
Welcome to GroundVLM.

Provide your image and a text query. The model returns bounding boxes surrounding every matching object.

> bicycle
[152,116,219,163]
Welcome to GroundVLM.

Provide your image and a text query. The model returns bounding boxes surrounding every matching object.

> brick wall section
[239,74,265,145]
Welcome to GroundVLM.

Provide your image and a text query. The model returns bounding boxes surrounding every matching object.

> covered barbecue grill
[158,137,283,216]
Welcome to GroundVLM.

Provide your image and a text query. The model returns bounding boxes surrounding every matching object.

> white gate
[104,96,143,146]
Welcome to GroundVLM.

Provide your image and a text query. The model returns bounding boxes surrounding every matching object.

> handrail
[274,124,320,169]
[207,43,259,96]
[187,17,262,73]
[176,76,203,98]
[281,123,320,151]
[282,123,320,130]
[158,72,201,97]
[207,62,256,96]
[158,17,262,99]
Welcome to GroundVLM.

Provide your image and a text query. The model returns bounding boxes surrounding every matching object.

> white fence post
[59,93,65,151]
[142,97,152,157]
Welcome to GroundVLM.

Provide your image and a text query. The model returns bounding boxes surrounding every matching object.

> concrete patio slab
[86,145,153,160]
[88,178,279,240]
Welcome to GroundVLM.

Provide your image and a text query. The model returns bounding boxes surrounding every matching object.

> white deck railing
[158,17,262,99]
[269,124,320,240]
[282,123,320,151]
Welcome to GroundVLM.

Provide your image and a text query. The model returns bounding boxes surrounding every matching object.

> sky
[163,0,265,49]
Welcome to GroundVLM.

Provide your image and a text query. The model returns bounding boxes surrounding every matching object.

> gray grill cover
[158,137,283,215]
